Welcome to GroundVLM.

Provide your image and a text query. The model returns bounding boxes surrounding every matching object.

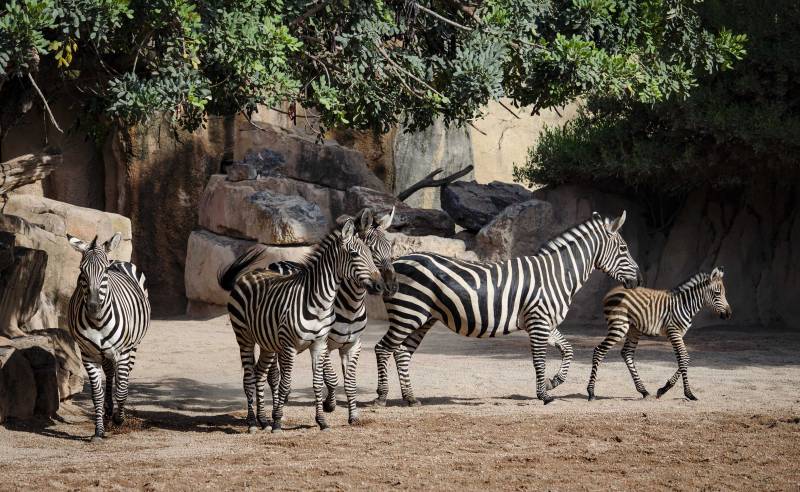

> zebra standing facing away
[375,211,642,406]
[67,233,150,441]
[218,217,384,433]
[269,208,397,424]
[587,267,731,401]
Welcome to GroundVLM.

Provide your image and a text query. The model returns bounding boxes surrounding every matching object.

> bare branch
[0,152,61,195]
[397,165,474,201]
[27,73,63,133]
[498,100,521,119]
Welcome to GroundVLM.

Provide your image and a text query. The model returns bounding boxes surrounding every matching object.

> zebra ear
[592,211,601,220]
[711,267,724,279]
[606,210,627,233]
[341,218,355,242]
[377,206,395,231]
[105,232,123,253]
[357,208,374,233]
[335,214,355,227]
[67,234,88,253]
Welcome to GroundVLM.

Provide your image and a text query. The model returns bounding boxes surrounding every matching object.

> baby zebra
[218,217,384,433]
[67,233,150,441]
[269,208,397,425]
[587,267,731,401]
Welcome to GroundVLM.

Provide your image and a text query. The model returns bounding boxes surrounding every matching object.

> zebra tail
[218,246,268,291]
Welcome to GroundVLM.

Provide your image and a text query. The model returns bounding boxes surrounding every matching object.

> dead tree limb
[397,164,474,202]
[0,152,61,195]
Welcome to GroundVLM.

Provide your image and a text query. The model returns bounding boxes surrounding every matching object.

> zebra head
[595,211,643,289]
[68,232,123,316]
[356,207,398,297]
[709,267,732,319]
[339,217,385,295]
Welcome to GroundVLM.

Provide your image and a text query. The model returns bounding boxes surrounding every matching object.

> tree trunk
[0,152,61,195]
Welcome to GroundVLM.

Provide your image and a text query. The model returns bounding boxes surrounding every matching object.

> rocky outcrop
[235,123,385,192]
[388,233,478,262]
[344,186,455,237]
[475,199,557,262]
[184,229,312,317]
[199,176,328,245]
[393,118,474,209]
[441,180,535,232]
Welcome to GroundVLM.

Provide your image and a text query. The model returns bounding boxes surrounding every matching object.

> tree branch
[397,165,474,201]
[0,151,61,195]
[27,73,63,133]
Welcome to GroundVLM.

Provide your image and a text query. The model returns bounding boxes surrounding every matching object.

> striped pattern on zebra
[218,217,384,432]
[375,211,642,406]
[67,233,150,441]
[268,208,397,424]
[587,267,731,401]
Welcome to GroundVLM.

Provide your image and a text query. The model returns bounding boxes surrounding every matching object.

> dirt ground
[1,317,798,491]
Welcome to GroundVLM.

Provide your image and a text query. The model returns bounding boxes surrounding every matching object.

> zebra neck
[531,221,604,300]
[674,283,708,319]
[301,236,346,312]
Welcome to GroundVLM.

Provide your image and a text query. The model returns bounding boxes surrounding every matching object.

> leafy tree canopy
[0,0,744,136]
[516,0,796,197]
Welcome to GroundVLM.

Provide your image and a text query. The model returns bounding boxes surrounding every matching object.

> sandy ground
[1,316,799,490]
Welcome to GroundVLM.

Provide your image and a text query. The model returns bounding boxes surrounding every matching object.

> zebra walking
[587,267,731,401]
[218,217,385,433]
[375,211,642,405]
[269,208,397,424]
[67,233,150,441]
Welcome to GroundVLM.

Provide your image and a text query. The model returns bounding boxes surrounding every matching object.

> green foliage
[515,0,796,197]
[1,0,745,135]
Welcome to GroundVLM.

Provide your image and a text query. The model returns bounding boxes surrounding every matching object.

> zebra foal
[67,233,150,441]
[269,208,397,424]
[375,211,642,406]
[587,267,731,401]
[218,217,384,432]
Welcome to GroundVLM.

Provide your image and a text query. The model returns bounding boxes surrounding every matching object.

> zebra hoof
[640,391,651,400]
[319,424,330,431]
[587,392,595,401]
[542,395,555,405]
[685,393,698,401]
[90,435,104,443]
[405,398,421,407]
[371,397,387,407]
[656,384,672,399]
[248,426,259,434]
[323,400,337,413]
[112,413,124,425]
[271,421,283,433]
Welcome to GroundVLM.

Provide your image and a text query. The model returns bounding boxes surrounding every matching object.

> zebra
[374,211,642,406]
[217,216,385,433]
[587,267,731,401]
[268,208,397,424]
[67,233,150,441]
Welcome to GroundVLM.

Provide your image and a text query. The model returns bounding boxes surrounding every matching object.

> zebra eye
[349,250,359,258]
[619,245,628,253]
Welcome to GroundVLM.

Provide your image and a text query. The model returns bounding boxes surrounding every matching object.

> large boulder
[475,200,556,262]
[441,180,535,232]
[184,229,312,317]
[234,122,385,192]
[344,186,455,237]
[199,176,328,245]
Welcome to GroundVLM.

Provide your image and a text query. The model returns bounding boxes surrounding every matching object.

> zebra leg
[101,358,115,420]
[267,358,280,407]
[322,346,339,413]
[657,370,681,398]
[272,346,297,433]
[83,359,106,441]
[237,341,259,432]
[340,339,362,424]
[587,320,628,401]
[526,318,554,404]
[310,340,329,430]
[112,352,133,425]
[254,349,276,431]
[545,327,573,390]
[665,329,697,400]
[395,323,433,406]
[374,316,428,406]
[621,329,650,398]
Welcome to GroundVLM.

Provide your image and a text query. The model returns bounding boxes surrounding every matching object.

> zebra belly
[328,320,366,345]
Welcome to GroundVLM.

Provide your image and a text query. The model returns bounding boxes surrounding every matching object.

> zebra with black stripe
[67,233,150,441]
[269,208,397,424]
[375,211,642,405]
[218,217,384,433]
[587,267,731,401]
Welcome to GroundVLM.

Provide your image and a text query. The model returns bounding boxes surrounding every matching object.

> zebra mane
[670,272,711,294]
[294,229,343,270]
[536,216,604,256]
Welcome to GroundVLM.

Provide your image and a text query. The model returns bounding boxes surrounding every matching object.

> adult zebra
[67,233,150,441]
[218,217,384,432]
[587,267,731,401]
[375,211,642,406]
[269,208,397,424]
